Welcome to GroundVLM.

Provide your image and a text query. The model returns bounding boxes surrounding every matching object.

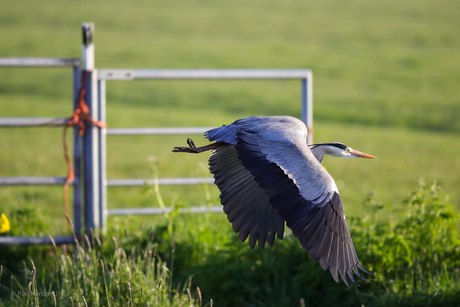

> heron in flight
[173,116,376,286]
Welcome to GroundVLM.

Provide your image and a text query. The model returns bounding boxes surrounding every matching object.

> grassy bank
[1,181,459,306]
[1,0,460,233]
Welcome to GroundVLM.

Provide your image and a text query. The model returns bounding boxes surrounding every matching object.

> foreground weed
[351,180,460,305]
[0,230,201,306]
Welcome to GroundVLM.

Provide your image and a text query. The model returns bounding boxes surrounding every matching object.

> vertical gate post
[97,78,107,234]
[82,23,101,234]
[301,72,313,144]
[72,64,82,237]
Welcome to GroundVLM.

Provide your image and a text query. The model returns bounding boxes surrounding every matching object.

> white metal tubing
[98,79,107,233]
[301,74,313,144]
[108,205,223,216]
[0,58,80,67]
[83,70,100,232]
[81,23,95,70]
[82,22,101,234]
[107,177,214,187]
[98,69,312,81]
[72,66,83,237]
[0,177,73,185]
[106,127,213,136]
[0,236,75,245]
[0,117,68,127]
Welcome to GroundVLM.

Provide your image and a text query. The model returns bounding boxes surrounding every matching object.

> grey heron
[173,116,376,286]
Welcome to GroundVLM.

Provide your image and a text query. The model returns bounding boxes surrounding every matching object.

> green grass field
[1,0,459,231]
[1,0,460,305]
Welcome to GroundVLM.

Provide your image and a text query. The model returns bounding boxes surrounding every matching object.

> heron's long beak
[349,149,377,159]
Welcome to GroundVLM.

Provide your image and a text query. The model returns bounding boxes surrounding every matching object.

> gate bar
[301,77,313,144]
[82,23,101,234]
[0,118,68,127]
[0,177,73,186]
[72,64,83,237]
[0,58,80,67]
[108,205,223,216]
[107,177,214,187]
[107,127,213,136]
[98,68,312,80]
[97,78,107,232]
[0,236,75,245]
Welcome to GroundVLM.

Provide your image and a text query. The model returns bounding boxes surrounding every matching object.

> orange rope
[63,71,106,223]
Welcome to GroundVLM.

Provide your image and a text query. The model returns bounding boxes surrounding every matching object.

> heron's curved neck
[309,145,327,163]
[310,143,344,163]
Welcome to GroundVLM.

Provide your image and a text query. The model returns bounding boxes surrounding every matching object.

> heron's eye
[345,148,350,152]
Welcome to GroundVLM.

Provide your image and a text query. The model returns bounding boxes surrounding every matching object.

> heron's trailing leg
[173,138,224,154]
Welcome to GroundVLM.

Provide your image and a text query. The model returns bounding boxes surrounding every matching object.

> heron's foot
[173,138,200,153]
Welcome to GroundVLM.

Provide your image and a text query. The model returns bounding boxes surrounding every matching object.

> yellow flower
[0,213,11,234]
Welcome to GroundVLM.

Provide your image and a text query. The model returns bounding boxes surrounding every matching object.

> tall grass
[0,229,204,307]
[1,0,460,236]
[3,180,458,306]
[350,180,460,306]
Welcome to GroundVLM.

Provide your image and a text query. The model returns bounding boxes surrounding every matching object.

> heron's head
[309,142,376,160]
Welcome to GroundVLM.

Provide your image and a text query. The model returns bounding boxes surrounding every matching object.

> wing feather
[208,145,284,249]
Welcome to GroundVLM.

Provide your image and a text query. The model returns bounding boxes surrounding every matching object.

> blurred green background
[0,0,459,234]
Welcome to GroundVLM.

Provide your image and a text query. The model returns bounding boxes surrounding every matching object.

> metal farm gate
[0,23,313,245]
[0,57,82,245]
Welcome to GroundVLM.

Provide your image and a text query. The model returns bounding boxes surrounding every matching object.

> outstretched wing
[237,117,368,286]
[206,116,369,286]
